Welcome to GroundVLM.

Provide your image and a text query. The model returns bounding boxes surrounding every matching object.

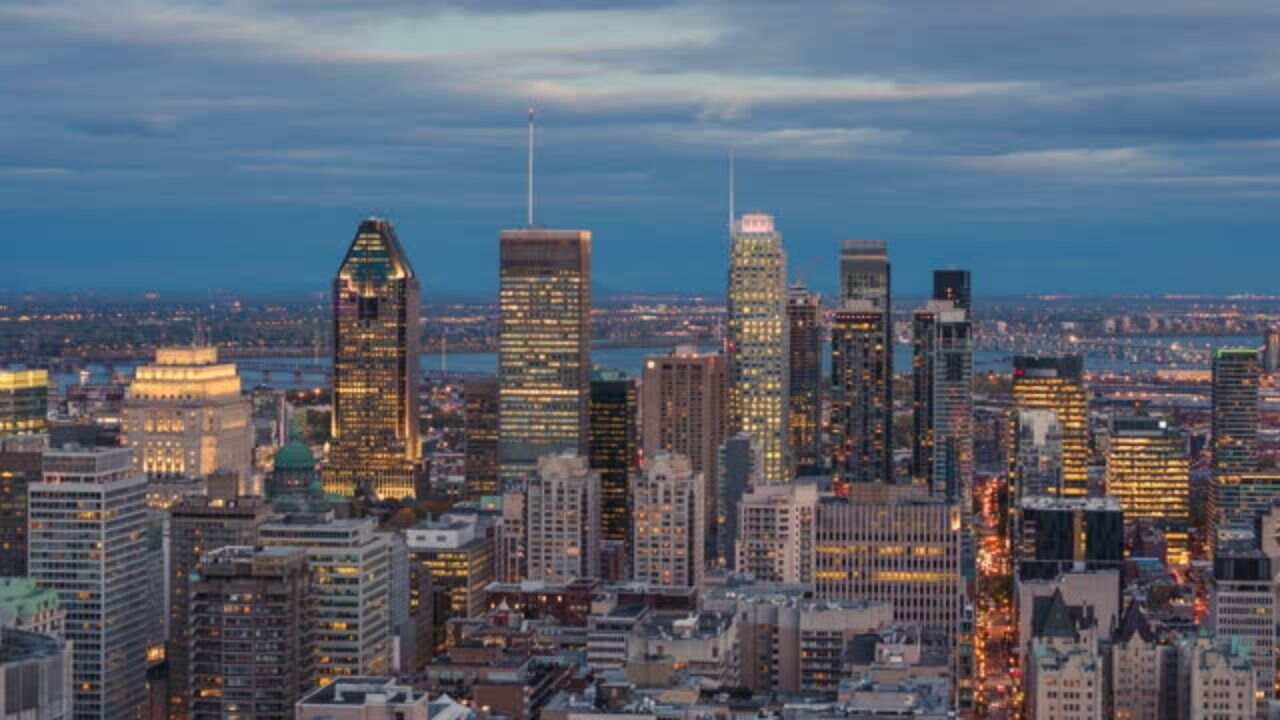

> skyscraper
[632,452,704,589]
[463,377,499,499]
[1265,327,1280,375]
[1211,348,1261,475]
[524,453,601,582]
[928,304,974,504]
[786,284,822,472]
[1015,496,1123,582]
[189,546,313,720]
[831,302,893,487]
[327,218,423,500]
[588,368,638,549]
[168,495,271,720]
[641,346,727,558]
[0,368,49,435]
[735,481,818,583]
[1012,356,1088,497]
[932,269,971,311]
[29,444,149,720]
[122,346,252,485]
[727,213,789,484]
[1106,413,1190,565]
[498,229,592,484]
[912,299,974,499]
[840,239,890,310]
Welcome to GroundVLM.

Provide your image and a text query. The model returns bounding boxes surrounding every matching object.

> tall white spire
[527,107,535,227]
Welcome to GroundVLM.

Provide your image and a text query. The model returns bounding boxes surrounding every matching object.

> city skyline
[8,3,1280,296]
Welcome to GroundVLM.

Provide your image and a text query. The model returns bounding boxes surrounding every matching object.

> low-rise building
[0,628,72,720]
[296,677,428,720]
[0,577,63,638]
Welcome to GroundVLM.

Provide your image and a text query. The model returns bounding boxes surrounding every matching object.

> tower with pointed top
[325,218,424,499]
[727,213,789,484]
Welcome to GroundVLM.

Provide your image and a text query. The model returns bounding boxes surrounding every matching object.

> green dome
[273,441,316,472]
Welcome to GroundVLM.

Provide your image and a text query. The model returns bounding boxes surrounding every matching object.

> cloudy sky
[5,0,1280,298]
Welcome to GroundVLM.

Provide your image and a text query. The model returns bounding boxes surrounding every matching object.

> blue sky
[5,0,1280,298]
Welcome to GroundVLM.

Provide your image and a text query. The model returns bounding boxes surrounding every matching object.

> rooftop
[298,676,426,707]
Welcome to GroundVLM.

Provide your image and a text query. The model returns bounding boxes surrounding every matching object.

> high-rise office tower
[498,229,592,484]
[831,302,893,487]
[840,239,890,309]
[588,369,638,549]
[912,300,974,503]
[932,269,971,311]
[632,452,704,589]
[29,443,149,720]
[642,347,727,554]
[1015,496,1123,581]
[1013,409,1064,501]
[1106,413,1190,565]
[0,368,49,435]
[0,434,43,576]
[259,513,392,683]
[463,377,499,499]
[122,347,252,486]
[189,546,313,720]
[727,213,789,484]
[167,495,270,720]
[327,218,423,500]
[1211,348,1261,474]
[1012,356,1088,497]
[814,491,964,639]
[787,284,822,472]
[524,453,601,582]
[405,517,494,652]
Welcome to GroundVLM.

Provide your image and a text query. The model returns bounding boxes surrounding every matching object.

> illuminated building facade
[168,495,270,720]
[912,300,973,503]
[831,302,892,487]
[122,347,252,486]
[1105,414,1190,565]
[838,240,892,481]
[735,481,817,583]
[632,452,704,589]
[814,490,964,637]
[327,218,423,500]
[29,444,149,720]
[524,453,601,582]
[498,229,592,484]
[642,347,727,559]
[259,514,392,684]
[405,518,494,652]
[1211,348,1260,475]
[1012,355,1088,497]
[727,213,789,484]
[0,368,49,435]
[1266,327,1280,375]
[189,546,312,720]
[588,369,638,549]
[787,284,822,472]
[463,377,499,499]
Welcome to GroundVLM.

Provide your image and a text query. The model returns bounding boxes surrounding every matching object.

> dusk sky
[5,1,1280,298]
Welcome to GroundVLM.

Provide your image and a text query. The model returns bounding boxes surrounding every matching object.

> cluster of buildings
[0,212,1278,720]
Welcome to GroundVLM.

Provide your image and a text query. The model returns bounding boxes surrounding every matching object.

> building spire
[527,107,535,227]
[728,149,735,232]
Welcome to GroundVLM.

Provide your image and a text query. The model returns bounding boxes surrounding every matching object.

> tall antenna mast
[527,107,535,227]
[728,149,735,231]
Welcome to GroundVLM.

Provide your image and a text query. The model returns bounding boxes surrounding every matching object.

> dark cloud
[2,0,1280,295]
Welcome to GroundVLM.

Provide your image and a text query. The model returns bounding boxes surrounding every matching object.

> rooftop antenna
[527,107,535,227]
[728,149,735,232]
